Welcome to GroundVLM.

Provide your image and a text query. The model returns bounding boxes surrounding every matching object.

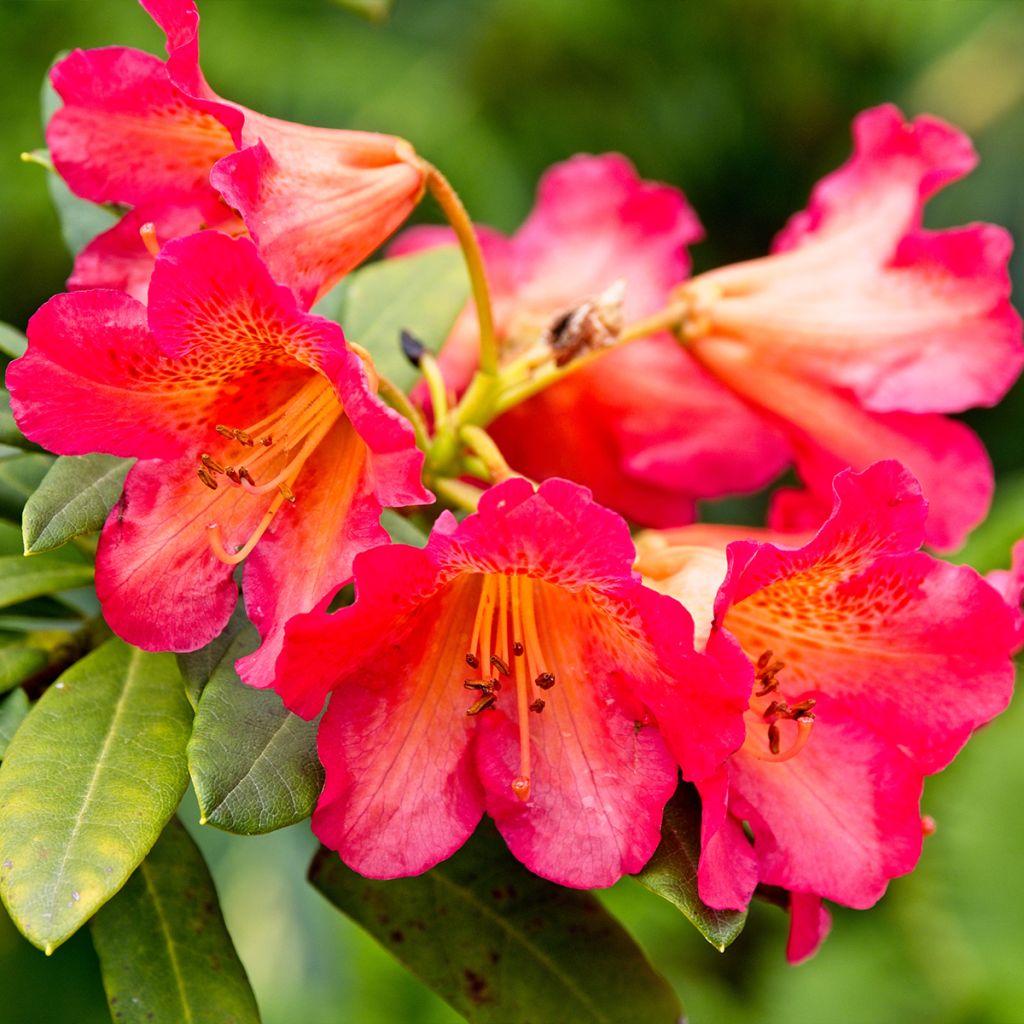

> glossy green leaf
[188,619,323,834]
[0,323,28,360]
[310,821,683,1024]
[0,689,30,758]
[0,639,49,695]
[332,0,393,22]
[90,817,260,1024]
[22,453,132,554]
[0,626,92,695]
[0,555,93,610]
[634,783,747,951]
[177,601,251,711]
[319,246,468,391]
[0,454,53,522]
[0,391,42,454]
[0,638,193,952]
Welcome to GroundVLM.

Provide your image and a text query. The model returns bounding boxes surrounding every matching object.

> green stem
[375,374,429,451]
[425,164,499,377]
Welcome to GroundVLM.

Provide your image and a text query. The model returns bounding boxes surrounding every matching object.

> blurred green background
[1,0,1023,1021]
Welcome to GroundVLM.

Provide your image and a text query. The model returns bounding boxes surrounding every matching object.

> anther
[215,425,236,440]
[490,654,510,677]
[463,680,494,692]
[768,722,781,755]
[279,483,296,504]
[260,436,273,447]
[233,429,255,446]
[200,453,225,474]
[789,698,816,717]
[535,672,555,690]
[238,466,256,486]
[466,653,480,670]
[225,466,241,484]
[529,699,545,714]
[197,467,218,490]
[512,641,524,657]
[756,650,774,670]
[465,694,497,716]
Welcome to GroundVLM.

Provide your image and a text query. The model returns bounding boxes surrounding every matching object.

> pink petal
[212,131,426,309]
[48,46,233,207]
[693,337,993,550]
[987,540,1024,651]
[695,770,759,911]
[728,700,924,909]
[786,893,832,964]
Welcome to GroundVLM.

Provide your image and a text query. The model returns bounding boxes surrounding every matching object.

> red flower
[636,461,1017,959]
[275,478,749,887]
[683,105,1022,549]
[394,154,787,526]
[7,232,429,684]
[48,0,426,307]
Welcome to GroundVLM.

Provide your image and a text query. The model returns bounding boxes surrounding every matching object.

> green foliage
[310,820,683,1024]
[380,508,431,547]
[0,392,41,454]
[315,246,469,393]
[188,614,323,835]
[0,690,29,759]
[22,454,132,555]
[177,602,251,712]
[634,783,747,951]
[0,323,28,360]
[90,817,260,1024]
[0,639,192,952]
[0,455,52,523]
[0,555,93,610]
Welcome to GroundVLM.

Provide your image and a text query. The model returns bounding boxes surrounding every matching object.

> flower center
[199,374,341,565]
[739,649,816,762]
[463,573,556,803]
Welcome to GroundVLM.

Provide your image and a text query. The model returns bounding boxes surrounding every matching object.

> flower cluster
[8,0,1022,965]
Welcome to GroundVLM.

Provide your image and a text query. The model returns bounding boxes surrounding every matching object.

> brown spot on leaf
[463,968,491,1004]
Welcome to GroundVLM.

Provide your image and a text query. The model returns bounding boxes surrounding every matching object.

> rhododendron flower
[48,0,426,306]
[635,461,1017,961]
[679,104,1022,549]
[393,154,789,526]
[7,231,429,683]
[275,477,750,887]
[987,539,1024,651]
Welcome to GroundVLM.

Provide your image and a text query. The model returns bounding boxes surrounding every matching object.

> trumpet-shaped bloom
[7,231,429,683]
[48,0,426,307]
[275,477,750,887]
[636,461,1016,960]
[683,105,1022,549]
[393,154,789,526]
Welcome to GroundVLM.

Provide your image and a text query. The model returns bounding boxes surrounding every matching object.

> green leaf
[332,0,393,23]
[176,601,251,711]
[0,626,92,695]
[22,454,132,555]
[310,820,683,1024]
[380,508,430,548]
[0,323,28,360]
[319,247,468,391]
[0,689,30,759]
[90,817,260,1024]
[0,555,94,610]
[0,638,193,953]
[0,392,42,454]
[634,783,747,951]
[0,454,53,522]
[187,619,323,834]
[0,639,49,695]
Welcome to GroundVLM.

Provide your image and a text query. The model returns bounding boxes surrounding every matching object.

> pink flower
[635,461,1017,960]
[682,104,1022,550]
[7,232,430,684]
[393,154,789,526]
[48,0,426,307]
[274,477,749,887]
[987,540,1024,651]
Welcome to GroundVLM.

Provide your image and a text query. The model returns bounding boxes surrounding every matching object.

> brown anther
[768,722,781,755]
[238,466,256,486]
[789,698,817,717]
[756,650,774,670]
[512,641,524,657]
[529,699,546,713]
[465,653,480,670]
[489,678,502,692]
[755,678,780,697]
[260,435,273,447]
[200,454,225,474]
[465,694,497,716]
[197,467,218,490]
[224,466,241,484]
[490,654,510,677]
[233,429,255,446]
[764,700,786,719]
[215,424,235,440]
[463,680,490,692]
[535,672,555,690]
[279,483,296,504]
